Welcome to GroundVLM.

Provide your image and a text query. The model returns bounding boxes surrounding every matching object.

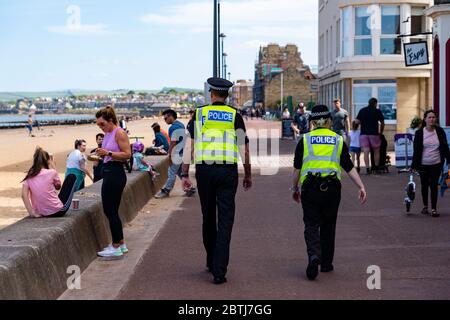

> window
[330,25,333,65]
[411,7,425,34]
[342,7,351,57]
[326,30,329,65]
[380,6,401,55]
[353,80,397,124]
[355,7,372,55]
[336,19,340,58]
[319,34,325,68]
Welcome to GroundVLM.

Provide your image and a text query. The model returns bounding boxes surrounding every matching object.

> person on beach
[411,110,450,217]
[66,139,93,191]
[90,133,105,182]
[95,106,131,259]
[26,114,34,137]
[21,147,77,218]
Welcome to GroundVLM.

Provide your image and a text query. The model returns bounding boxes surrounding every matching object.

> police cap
[207,77,233,91]
[310,105,331,121]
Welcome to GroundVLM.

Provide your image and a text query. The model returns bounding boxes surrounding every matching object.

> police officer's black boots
[320,264,334,273]
[306,255,320,280]
[213,276,227,285]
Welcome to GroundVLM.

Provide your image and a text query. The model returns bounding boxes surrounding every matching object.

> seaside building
[318,0,434,143]
[426,0,450,126]
[253,44,318,111]
[231,80,254,109]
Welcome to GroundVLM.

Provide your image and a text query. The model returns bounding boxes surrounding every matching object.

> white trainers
[120,244,129,254]
[97,245,123,258]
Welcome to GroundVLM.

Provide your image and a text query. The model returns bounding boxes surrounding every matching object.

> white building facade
[318,0,434,142]
[426,0,450,127]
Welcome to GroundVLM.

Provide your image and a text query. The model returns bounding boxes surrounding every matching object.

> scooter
[404,172,417,213]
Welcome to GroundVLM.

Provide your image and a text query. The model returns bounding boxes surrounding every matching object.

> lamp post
[222,52,228,79]
[220,33,226,78]
[280,72,284,114]
[213,0,218,77]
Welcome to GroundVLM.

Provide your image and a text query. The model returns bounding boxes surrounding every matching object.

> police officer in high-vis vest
[182,77,252,285]
[291,105,367,281]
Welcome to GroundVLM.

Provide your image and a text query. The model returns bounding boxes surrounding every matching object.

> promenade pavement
[115,120,450,300]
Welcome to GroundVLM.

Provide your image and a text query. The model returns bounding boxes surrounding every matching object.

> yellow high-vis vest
[195,105,239,164]
[300,128,343,184]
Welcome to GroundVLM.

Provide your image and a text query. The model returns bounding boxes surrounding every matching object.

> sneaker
[421,207,429,215]
[431,209,440,218]
[97,245,123,258]
[155,189,169,199]
[120,244,129,254]
[184,187,197,197]
[306,256,320,280]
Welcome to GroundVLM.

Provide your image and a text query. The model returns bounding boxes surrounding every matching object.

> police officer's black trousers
[301,181,341,267]
[196,164,239,278]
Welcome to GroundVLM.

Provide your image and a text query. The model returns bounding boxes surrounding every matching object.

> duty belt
[304,172,339,192]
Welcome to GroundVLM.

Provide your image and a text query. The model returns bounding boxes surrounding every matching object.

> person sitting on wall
[22,147,77,218]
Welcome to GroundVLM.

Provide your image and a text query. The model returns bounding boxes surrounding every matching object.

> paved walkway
[117,131,450,300]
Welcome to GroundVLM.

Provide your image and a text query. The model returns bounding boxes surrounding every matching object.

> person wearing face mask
[411,110,450,218]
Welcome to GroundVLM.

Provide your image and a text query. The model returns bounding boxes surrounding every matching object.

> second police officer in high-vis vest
[182,77,252,285]
[291,105,367,281]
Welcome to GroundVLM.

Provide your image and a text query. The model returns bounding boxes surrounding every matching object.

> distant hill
[160,87,203,94]
[0,89,161,101]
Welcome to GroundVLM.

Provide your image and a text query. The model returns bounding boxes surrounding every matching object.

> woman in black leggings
[94,106,131,258]
[412,110,450,217]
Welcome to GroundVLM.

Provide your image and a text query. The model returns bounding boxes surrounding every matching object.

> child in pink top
[22,148,63,217]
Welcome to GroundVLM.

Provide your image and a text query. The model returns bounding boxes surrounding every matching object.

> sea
[0,114,95,128]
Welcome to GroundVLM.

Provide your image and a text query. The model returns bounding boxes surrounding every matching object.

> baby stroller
[370,134,390,173]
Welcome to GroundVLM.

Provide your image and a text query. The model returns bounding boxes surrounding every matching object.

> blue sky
[0,0,318,92]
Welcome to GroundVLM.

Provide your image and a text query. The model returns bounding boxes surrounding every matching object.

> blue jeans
[163,163,182,192]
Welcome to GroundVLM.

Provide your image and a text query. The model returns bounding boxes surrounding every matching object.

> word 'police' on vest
[208,110,233,122]
[310,136,337,145]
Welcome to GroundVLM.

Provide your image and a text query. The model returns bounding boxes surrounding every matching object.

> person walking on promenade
[291,103,310,143]
[291,105,367,281]
[154,109,196,198]
[411,110,450,217]
[355,98,385,174]
[331,98,350,141]
[95,106,131,259]
[90,133,105,182]
[66,139,93,191]
[349,120,362,173]
[181,77,252,285]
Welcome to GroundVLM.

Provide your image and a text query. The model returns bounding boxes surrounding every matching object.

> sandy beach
[0,116,190,229]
